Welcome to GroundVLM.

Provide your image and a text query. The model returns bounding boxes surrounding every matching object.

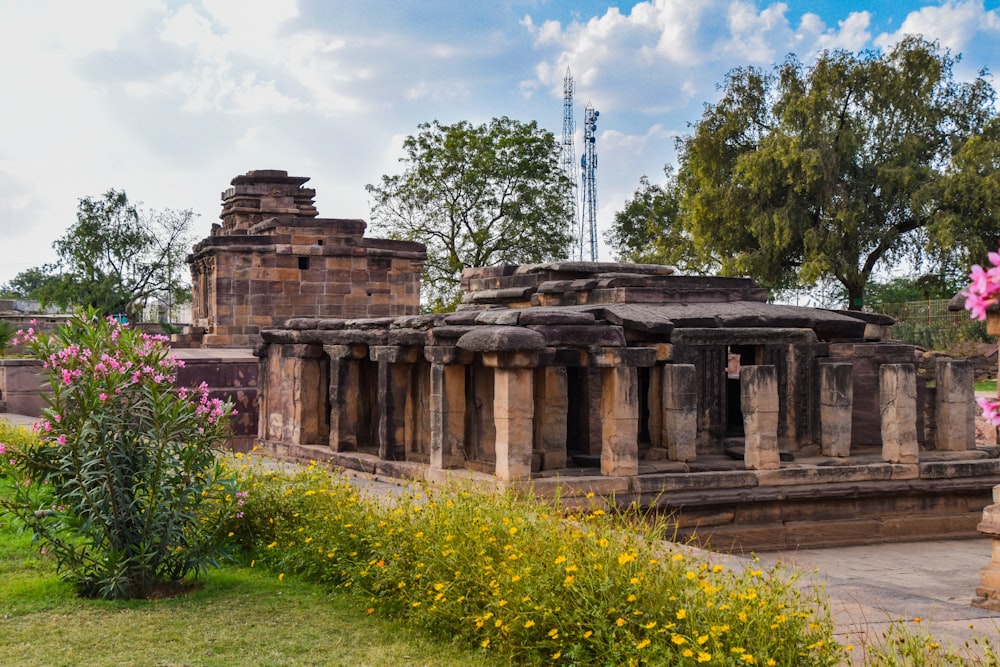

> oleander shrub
[0,310,240,600]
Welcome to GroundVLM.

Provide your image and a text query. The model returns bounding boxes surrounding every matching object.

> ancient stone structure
[182,170,425,348]
[256,262,1000,549]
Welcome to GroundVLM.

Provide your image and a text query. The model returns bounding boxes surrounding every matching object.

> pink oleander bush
[0,309,240,599]
[965,250,1000,425]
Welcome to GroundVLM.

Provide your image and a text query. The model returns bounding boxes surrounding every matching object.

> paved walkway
[756,539,1000,661]
[4,412,1000,660]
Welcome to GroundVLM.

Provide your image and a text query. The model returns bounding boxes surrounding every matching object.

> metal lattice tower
[580,102,599,262]
[560,67,579,259]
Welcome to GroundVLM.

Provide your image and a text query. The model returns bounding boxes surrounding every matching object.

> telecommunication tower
[560,67,579,258]
[580,102,599,262]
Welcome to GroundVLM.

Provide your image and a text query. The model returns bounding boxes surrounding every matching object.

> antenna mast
[581,102,599,262]
[560,68,580,260]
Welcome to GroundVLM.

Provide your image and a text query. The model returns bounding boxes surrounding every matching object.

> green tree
[32,190,193,321]
[0,264,62,300]
[675,36,997,309]
[366,117,575,311]
[606,166,717,273]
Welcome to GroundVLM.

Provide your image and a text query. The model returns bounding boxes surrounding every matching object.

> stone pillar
[880,363,919,464]
[647,366,663,448]
[935,358,975,452]
[974,486,1000,610]
[426,346,471,470]
[599,364,639,476]
[483,351,537,481]
[324,345,366,452]
[819,363,853,457]
[741,365,780,470]
[662,364,697,462]
[534,366,568,470]
[371,346,420,462]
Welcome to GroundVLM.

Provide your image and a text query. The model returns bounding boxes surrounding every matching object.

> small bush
[230,461,844,666]
[0,310,240,600]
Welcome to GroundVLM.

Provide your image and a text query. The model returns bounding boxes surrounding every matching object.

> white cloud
[875,1,1000,54]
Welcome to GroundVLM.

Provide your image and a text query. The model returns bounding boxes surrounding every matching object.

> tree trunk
[845,283,865,311]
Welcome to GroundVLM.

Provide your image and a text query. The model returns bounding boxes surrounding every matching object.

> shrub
[230,461,843,666]
[0,310,240,599]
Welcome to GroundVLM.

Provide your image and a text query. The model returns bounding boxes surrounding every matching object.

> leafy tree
[673,36,997,309]
[606,166,716,273]
[28,190,194,321]
[366,117,575,311]
[0,265,62,300]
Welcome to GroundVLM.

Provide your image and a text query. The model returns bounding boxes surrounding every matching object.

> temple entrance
[725,345,761,437]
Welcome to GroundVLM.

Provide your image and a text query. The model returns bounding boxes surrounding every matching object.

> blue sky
[1,0,999,285]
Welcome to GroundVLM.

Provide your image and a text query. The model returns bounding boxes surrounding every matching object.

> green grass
[976,379,997,393]
[0,508,502,667]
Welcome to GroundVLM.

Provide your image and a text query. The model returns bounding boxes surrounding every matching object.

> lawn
[0,516,501,667]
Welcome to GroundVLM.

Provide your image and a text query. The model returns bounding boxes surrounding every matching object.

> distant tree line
[2,190,193,322]
[607,37,1000,310]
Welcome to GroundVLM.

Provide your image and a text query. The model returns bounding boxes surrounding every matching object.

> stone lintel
[670,328,818,346]
[281,343,324,359]
[920,459,1000,479]
[424,345,475,365]
[323,343,368,360]
[481,351,539,369]
[588,346,657,368]
[369,345,422,364]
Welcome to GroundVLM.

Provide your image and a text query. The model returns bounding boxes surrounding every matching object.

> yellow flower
[555,555,567,564]
[672,635,686,645]
[676,609,687,620]
[278,573,284,581]
[524,620,535,628]
[564,575,575,586]
[552,652,561,660]
[671,553,684,562]
[481,639,490,648]
[616,618,626,627]
[683,649,694,658]
[642,621,657,629]
[636,639,651,650]
[697,652,712,663]
[583,630,593,638]
[548,628,559,638]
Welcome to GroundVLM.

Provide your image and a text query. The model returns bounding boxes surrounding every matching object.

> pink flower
[0,443,6,454]
[56,435,67,445]
[99,392,108,401]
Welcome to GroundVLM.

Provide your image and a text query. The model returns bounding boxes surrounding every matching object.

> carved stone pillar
[974,487,1000,611]
[662,363,697,462]
[534,366,569,470]
[935,358,974,452]
[589,347,649,477]
[324,344,367,452]
[741,365,780,470]
[425,346,471,470]
[819,362,853,457]
[370,346,420,462]
[880,363,919,464]
[483,351,538,481]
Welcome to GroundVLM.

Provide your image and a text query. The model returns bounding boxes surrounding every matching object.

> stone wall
[184,170,426,347]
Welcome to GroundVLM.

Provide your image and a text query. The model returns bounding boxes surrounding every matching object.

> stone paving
[756,540,1000,661]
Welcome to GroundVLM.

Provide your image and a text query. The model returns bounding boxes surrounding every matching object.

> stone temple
[186,171,1000,554]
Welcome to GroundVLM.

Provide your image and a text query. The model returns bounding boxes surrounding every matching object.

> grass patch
[976,380,997,393]
[0,474,500,666]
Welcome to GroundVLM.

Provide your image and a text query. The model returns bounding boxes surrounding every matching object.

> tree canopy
[608,37,999,309]
[366,117,575,311]
[3,190,193,321]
